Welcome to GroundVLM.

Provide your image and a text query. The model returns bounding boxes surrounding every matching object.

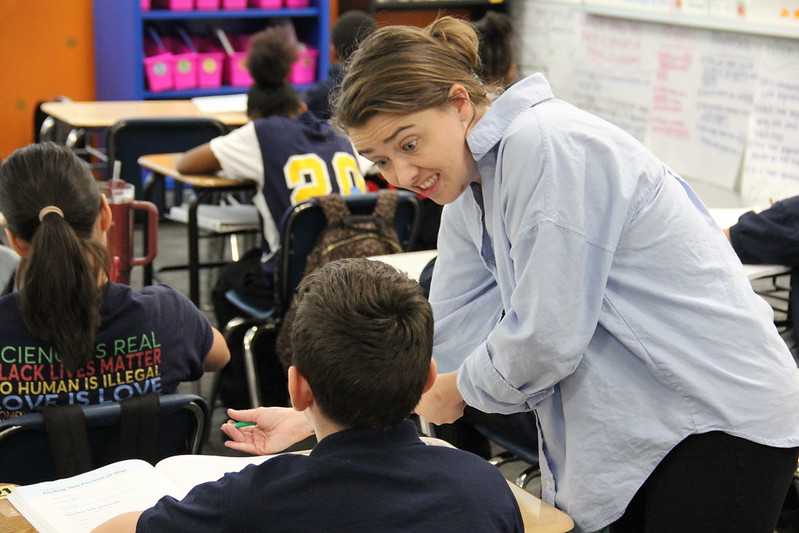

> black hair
[0,142,109,371]
[332,10,377,63]
[246,25,302,119]
[474,11,515,87]
[291,258,433,430]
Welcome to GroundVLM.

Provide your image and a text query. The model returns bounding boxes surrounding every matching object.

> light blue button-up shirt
[430,74,799,532]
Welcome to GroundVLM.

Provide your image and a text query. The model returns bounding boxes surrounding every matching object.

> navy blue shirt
[729,196,799,344]
[138,420,523,532]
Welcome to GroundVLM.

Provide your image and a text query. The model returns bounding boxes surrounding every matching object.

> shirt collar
[468,73,555,160]
[310,419,423,456]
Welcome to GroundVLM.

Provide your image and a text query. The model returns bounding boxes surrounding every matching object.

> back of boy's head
[246,25,301,119]
[291,258,433,430]
[332,11,376,63]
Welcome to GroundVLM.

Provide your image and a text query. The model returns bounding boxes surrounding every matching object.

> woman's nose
[392,159,419,189]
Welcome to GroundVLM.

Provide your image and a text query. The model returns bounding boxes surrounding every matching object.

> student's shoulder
[0,292,23,323]
[108,283,195,312]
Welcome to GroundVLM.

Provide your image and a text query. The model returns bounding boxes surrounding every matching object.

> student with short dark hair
[303,10,377,121]
[94,258,523,533]
[0,143,229,421]
[474,11,517,88]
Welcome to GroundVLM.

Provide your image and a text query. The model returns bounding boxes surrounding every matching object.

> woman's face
[349,97,480,206]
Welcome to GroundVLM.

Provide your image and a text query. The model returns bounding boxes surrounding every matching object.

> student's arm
[176,143,221,175]
[203,328,230,372]
[728,196,799,266]
[91,511,142,533]
[221,407,313,455]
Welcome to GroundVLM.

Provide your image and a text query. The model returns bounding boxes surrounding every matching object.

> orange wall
[0,0,95,159]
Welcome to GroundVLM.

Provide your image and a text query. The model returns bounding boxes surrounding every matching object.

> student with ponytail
[177,25,367,380]
[0,142,229,421]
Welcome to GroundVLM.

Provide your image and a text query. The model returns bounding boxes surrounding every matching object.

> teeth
[420,174,438,190]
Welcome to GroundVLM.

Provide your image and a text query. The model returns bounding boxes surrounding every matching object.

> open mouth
[419,174,439,190]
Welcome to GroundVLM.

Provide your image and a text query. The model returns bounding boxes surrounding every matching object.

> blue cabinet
[93,1,330,100]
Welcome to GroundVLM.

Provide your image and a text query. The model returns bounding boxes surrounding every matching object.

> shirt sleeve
[429,205,505,375]
[729,197,799,266]
[454,110,620,414]
[138,478,230,532]
[143,285,213,385]
[209,122,264,184]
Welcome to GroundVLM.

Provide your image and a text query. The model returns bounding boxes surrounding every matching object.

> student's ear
[99,194,113,232]
[4,228,29,258]
[297,100,308,114]
[422,358,438,393]
[447,84,473,123]
[288,366,314,412]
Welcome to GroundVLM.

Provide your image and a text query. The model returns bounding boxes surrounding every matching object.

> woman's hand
[414,371,466,425]
[221,407,314,455]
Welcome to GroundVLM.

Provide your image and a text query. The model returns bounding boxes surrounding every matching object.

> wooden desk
[40,100,247,129]
[370,250,438,283]
[138,153,257,306]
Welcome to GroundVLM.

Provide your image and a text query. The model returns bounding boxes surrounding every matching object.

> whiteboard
[511,1,799,203]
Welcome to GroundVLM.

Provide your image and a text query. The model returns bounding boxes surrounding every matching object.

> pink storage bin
[162,34,198,90]
[221,0,247,8]
[143,35,174,92]
[249,0,282,8]
[218,31,253,87]
[191,35,225,88]
[152,0,193,9]
[141,0,152,10]
[290,45,318,85]
[195,0,220,8]
[284,0,310,7]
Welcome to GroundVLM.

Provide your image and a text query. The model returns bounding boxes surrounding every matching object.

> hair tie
[38,206,64,222]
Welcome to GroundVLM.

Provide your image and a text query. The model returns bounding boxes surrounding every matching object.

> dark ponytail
[245,25,301,119]
[0,142,109,371]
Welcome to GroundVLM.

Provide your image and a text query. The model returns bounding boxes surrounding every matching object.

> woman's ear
[447,84,474,123]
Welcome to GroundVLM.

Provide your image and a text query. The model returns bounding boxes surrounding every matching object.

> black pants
[211,249,287,409]
[211,248,273,330]
[609,431,798,533]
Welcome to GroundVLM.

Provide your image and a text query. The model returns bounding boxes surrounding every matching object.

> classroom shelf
[93,1,330,101]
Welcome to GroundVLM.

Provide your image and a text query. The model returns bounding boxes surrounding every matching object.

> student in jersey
[176,25,368,333]
[0,143,229,421]
[94,259,524,533]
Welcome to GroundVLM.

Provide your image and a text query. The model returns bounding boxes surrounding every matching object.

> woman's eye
[402,140,417,151]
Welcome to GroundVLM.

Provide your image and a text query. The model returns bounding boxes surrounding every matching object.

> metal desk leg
[188,191,203,306]
[142,171,161,287]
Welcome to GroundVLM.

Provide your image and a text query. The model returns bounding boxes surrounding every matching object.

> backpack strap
[119,392,160,464]
[373,189,399,223]
[317,194,350,225]
[38,404,93,478]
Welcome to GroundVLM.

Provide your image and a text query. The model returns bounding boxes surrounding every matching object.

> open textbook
[7,454,274,533]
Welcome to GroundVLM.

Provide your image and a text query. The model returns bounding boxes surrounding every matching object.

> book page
[7,460,183,533]
[153,454,275,494]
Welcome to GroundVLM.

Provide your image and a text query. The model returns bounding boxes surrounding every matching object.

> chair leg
[488,450,520,468]
[242,325,262,409]
[516,465,541,489]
